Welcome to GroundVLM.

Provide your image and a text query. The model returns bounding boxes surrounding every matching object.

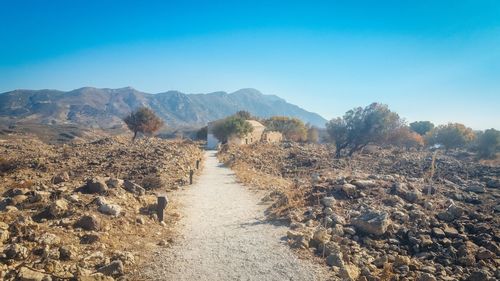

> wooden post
[189,170,194,185]
[157,195,168,222]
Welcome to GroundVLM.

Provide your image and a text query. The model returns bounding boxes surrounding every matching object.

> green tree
[123,107,164,141]
[196,126,208,140]
[425,123,475,150]
[211,116,254,143]
[326,103,402,157]
[264,116,307,142]
[409,121,435,136]
[476,128,499,159]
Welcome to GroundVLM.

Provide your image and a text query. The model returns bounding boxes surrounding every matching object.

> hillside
[0,87,327,129]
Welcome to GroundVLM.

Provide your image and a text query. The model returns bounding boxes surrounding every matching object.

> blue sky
[1,0,499,129]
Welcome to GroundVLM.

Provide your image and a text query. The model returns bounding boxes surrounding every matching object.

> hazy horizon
[1,1,499,130]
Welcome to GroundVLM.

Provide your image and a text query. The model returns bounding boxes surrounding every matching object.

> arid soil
[219,143,500,281]
[137,151,330,281]
[0,136,204,280]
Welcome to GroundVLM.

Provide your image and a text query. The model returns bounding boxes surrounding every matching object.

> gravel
[139,151,330,281]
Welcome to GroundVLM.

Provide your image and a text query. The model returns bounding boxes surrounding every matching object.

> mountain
[0,87,327,129]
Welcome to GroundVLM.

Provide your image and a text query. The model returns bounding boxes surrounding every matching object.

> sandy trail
[139,151,329,281]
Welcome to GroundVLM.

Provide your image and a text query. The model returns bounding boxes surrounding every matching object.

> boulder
[466,185,486,194]
[326,252,344,267]
[74,215,101,231]
[98,203,122,217]
[123,180,145,196]
[486,178,500,189]
[466,270,490,281]
[52,171,69,184]
[392,183,421,203]
[431,228,445,238]
[97,260,124,276]
[352,210,390,236]
[48,199,69,218]
[17,266,48,281]
[4,243,29,260]
[82,177,108,194]
[321,196,336,208]
[312,228,330,245]
[59,245,75,261]
[106,178,124,189]
[437,204,464,222]
[340,183,358,197]
[351,179,377,189]
[37,233,60,246]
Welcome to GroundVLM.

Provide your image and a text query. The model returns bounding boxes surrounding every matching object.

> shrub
[387,126,424,149]
[264,116,307,142]
[476,128,499,159]
[123,107,164,141]
[409,121,434,136]
[425,123,475,150]
[212,116,254,143]
[307,126,320,143]
[234,110,253,120]
[326,103,402,157]
[196,126,208,140]
[0,157,18,174]
[141,174,166,190]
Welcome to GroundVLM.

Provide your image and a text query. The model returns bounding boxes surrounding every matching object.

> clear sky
[1,0,499,129]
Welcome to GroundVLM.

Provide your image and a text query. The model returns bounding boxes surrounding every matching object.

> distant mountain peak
[0,87,327,128]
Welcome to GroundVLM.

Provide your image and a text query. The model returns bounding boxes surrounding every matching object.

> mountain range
[0,87,327,130]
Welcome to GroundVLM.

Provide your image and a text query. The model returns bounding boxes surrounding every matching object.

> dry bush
[140,174,166,190]
[0,157,18,174]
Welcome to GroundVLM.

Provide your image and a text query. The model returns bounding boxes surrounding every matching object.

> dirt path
[139,151,330,281]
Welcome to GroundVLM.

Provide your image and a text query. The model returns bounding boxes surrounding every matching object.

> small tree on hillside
[476,128,499,159]
[234,110,253,120]
[410,121,435,136]
[123,107,164,141]
[326,103,402,157]
[212,116,253,143]
[264,116,307,142]
[425,123,475,150]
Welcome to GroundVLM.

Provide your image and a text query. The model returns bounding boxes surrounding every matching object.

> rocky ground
[0,136,204,280]
[219,143,500,281]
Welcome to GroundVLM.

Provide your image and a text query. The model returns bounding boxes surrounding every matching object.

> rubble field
[0,136,204,280]
[219,143,500,281]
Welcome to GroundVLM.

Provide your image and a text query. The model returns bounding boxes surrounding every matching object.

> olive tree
[326,103,402,157]
[409,121,434,136]
[425,123,475,150]
[264,116,307,142]
[476,128,499,159]
[123,107,164,141]
[211,116,253,143]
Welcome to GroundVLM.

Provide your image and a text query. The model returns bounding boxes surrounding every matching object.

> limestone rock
[74,215,101,231]
[123,180,145,196]
[352,210,390,236]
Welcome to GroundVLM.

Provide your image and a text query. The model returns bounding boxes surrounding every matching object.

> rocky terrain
[219,143,500,281]
[0,136,204,280]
